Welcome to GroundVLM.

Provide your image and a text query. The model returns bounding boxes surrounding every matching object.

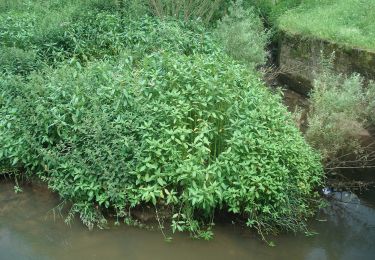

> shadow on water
[1,181,375,260]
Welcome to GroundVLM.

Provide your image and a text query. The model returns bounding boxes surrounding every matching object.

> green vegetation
[147,0,222,23]
[278,0,375,51]
[0,0,323,238]
[246,0,303,25]
[246,0,375,175]
[306,57,375,163]
[216,1,269,68]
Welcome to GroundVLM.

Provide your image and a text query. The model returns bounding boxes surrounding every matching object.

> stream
[1,181,375,260]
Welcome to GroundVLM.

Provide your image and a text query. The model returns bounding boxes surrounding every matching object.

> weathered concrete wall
[278,32,375,95]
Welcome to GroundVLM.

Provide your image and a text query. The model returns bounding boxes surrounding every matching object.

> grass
[278,0,375,51]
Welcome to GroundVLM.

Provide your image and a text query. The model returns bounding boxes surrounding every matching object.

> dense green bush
[278,0,375,50]
[67,15,219,61]
[216,0,269,68]
[0,46,41,75]
[1,51,322,235]
[147,0,223,23]
[0,0,323,238]
[0,5,219,66]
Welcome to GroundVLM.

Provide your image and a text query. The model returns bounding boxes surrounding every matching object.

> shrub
[0,0,323,238]
[216,0,269,69]
[0,46,41,75]
[0,51,322,235]
[306,60,374,162]
[148,0,223,23]
[0,3,81,63]
[0,6,219,66]
[67,14,220,61]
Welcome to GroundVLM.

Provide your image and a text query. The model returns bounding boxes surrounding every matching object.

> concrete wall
[278,32,375,95]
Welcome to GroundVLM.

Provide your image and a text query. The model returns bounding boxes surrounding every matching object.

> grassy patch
[278,0,375,51]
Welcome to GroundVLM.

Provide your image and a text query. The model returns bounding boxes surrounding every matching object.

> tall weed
[306,58,375,162]
[216,0,269,69]
[148,0,223,23]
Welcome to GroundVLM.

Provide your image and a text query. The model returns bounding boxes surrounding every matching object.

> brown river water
[1,181,375,260]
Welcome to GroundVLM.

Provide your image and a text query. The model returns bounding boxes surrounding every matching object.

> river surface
[1,181,375,260]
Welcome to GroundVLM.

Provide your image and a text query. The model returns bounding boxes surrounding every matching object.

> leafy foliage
[216,0,269,69]
[1,51,322,235]
[0,46,41,75]
[0,4,218,67]
[148,0,223,23]
[0,0,323,238]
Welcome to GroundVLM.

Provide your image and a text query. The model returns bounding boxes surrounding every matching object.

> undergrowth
[0,0,323,239]
[306,57,375,164]
[216,0,269,69]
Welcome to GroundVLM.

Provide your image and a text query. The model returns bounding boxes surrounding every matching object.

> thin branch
[326,165,375,170]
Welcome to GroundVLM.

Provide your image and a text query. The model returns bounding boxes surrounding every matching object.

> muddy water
[1,182,375,260]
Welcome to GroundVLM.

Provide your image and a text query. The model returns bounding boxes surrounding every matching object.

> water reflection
[1,181,375,260]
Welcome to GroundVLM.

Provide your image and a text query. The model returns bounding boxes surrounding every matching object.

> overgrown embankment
[278,33,375,94]
[248,0,375,184]
[273,0,375,93]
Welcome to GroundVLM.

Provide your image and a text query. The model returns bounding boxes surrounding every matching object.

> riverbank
[267,1,375,184]
[277,32,375,95]
[2,0,374,242]
[255,0,375,94]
